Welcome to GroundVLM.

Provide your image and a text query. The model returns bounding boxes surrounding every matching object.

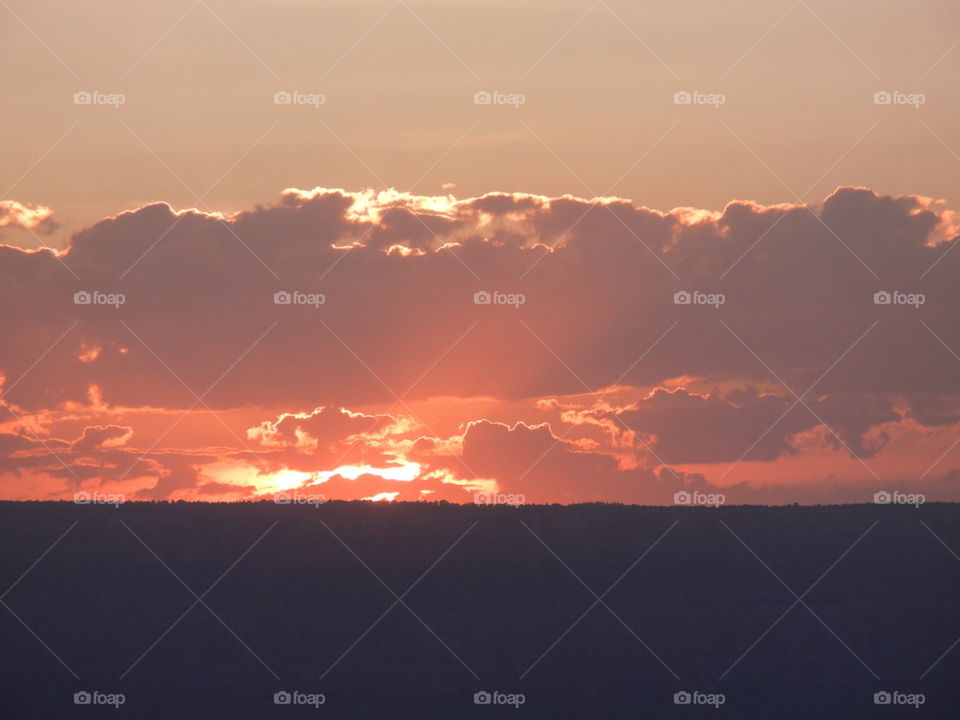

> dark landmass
[0,500,958,718]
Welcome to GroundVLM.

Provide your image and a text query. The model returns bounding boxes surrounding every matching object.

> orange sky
[2,1,960,505]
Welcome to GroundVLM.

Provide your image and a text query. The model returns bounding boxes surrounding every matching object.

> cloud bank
[2,186,959,504]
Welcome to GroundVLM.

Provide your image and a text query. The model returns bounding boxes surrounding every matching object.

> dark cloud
[1,186,957,414]
[593,387,901,464]
[72,424,133,453]
[460,420,657,504]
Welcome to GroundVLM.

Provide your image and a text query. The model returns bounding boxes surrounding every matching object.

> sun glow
[252,460,422,496]
[263,469,316,492]
[313,460,421,483]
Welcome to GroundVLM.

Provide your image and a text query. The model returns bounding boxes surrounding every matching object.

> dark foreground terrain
[0,500,957,718]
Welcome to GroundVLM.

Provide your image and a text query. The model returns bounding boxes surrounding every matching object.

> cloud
[72,424,134,453]
[0,185,956,414]
[135,454,215,500]
[459,420,659,504]
[2,185,960,502]
[0,417,215,498]
[583,387,901,465]
[0,200,57,235]
[247,406,406,451]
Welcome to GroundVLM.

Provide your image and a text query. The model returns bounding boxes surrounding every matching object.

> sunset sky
[2,0,960,504]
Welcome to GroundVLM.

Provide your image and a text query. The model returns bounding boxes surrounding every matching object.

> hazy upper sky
[3,0,959,247]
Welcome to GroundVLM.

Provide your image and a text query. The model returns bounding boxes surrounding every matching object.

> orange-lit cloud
[2,186,960,504]
[0,200,56,236]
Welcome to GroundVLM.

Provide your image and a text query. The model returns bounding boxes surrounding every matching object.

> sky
[2,0,960,504]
